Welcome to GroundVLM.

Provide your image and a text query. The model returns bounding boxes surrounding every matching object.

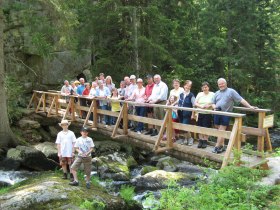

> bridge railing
[27,90,272,168]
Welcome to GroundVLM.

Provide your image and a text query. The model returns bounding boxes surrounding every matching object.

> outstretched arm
[240,99,257,109]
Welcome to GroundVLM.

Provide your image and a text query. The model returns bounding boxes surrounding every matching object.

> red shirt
[82,88,90,96]
[145,83,155,98]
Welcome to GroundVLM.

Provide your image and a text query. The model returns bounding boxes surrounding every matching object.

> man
[125,75,138,129]
[144,74,155,135]
[69,127,94,189]
[212,78,256,153]
[61,80,72,95]
[77,78,85,96]
[77,78,86,118]
[146,74,168,136]
[56,119,76,181]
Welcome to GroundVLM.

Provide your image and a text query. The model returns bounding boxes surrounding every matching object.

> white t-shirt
[55,130,76,157]
[74,136,95,157]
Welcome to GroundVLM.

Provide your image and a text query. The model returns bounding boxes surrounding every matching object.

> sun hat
[74,80,80,84]
[59,119,71,126]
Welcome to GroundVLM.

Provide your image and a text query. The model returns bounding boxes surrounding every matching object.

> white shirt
[169,87,184,99]
[74,136,95,157]
[89,88,96,98]
[148,81,168,102]
[55,130,76,157]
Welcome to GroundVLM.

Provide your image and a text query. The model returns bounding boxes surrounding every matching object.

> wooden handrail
[234,106,271,113]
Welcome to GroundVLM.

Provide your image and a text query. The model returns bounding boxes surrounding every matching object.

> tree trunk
[0,6,17,148]
[132,7,139,77]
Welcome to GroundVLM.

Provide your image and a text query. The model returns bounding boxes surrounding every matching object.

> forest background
[2,0,280,128]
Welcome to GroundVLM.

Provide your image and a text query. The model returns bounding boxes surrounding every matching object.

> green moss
[141,166,159,175]
[127,157,138,169]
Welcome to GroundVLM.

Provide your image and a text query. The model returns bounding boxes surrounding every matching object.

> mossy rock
[127,156,138,169]
[0,172,125,210]
[141,166,159,175]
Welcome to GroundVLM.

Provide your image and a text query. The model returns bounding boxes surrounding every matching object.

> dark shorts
[197,114,212,128]
[59,157,73,166]
[214,115,231,126]
[71,156,92,176]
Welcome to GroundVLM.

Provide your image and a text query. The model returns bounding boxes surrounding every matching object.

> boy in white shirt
[55,120,76,180]
[69,127,95,189]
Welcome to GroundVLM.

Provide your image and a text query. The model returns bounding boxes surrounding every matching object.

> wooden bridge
[27,90,273,169]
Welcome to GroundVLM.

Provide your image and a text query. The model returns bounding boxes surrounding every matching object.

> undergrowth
[144,166,280,210]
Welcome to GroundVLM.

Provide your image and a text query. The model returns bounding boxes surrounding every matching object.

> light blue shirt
[77,84,85,95]
[95,86,111,106]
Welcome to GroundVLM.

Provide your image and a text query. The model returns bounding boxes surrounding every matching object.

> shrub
[119,185,135,205]
[79,199,105,210]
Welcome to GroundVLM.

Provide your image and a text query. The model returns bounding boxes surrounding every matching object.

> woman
[178,80,195,146]
[105,75,115,92]
[195,82,214,148]
[169,79,184,103]
[126,78,146,134]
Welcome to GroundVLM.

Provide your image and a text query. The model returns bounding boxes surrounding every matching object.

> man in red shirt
[144,74,155,135]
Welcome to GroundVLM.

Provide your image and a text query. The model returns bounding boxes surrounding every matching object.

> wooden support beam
[62,100,71,120]
[167,108,173,148]
[47,96,56,117]
[83,100,95,127]
[42,93,46,112]
[127,115,163,127]
[154,147,173,154]
[241,126,266,137]
[153,109,170,151]
[55,95,59,115]
[234,117,242,164]
[265,128,272,152]
[35,93,44,113]
[122,102,128,135]
[222,118,239,168]
[111,105,125,138]
[27,92,36,109]
[71,97,76,121]
[257,112,266,153]
[93,100,98,128]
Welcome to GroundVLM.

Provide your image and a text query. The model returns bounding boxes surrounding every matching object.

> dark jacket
[178,92,194,120]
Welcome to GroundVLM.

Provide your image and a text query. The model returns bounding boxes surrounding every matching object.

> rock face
[132,170,198,191]
[18,119,41,129]
[7,146,59,171]
[34,142,58,162]
[260,157,280,185]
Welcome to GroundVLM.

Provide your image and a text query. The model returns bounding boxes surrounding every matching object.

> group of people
[60,73,256,154]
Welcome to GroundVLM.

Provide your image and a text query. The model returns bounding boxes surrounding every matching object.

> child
[69,127,95,189]
[178,80,196,146]
[110,88,121,125]
[55,119,76,180]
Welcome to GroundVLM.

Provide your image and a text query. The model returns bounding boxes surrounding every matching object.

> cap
[146,74,153,79]
[130,75,136,80]
[81,127,89,132]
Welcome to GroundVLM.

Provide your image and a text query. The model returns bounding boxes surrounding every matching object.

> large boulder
[94,141,121,156]
[132,170,198,191]
[95,152,138,181]
[34,142,58,162]
[156,156,181,172]
[0,158,21,171]
[7,146,59,171]
[18,118,40,129]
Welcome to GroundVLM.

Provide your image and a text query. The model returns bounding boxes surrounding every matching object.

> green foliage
[119,185,135,205]
[79,199,106,210]
[273,148,280,157]
[4,76,24,124]
[145,166,278,210]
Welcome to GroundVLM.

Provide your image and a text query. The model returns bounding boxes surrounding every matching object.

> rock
[132,170,197,191]
[96,152,131,181]
[37,128,52,142]
[7,146,59,171]
[0,158,21,171]
[0,148,6,160]
[94,141,121,156]
[127,156,138,169]
[260,157,280,185]
[156,156,181,172]
[0,173,125,210]
[49,126,60,138]
[32,114,60,126]
[141,166,159,175]
[18,119,40,129]
[176,161,204,175]
[34,142,58,162]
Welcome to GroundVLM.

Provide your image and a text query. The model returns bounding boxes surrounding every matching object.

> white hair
[217,78,227,84]
[154,74,161,79]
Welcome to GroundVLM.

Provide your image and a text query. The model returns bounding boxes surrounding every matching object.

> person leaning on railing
[146,74,168,137]
[194,81,215,149]
[144,74,155,135]
[212,78,258,154]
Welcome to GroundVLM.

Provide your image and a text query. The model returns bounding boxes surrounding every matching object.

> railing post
[233,117,242,164]
[93,99,98,128]
[123,102,128,135]
[71,97,76,121]
[55,95,59,115]
[257,112,265,154]
[43,93,46,112]
[167,108,173,148]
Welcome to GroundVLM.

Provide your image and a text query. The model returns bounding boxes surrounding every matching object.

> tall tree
[0,2,17,148]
